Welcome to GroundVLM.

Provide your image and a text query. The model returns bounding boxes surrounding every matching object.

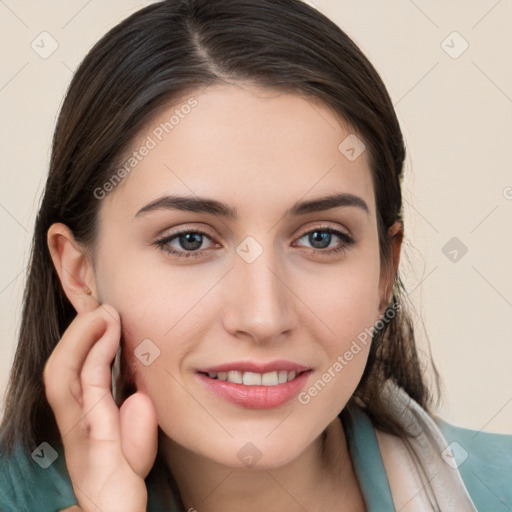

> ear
[47,222,99,314]
[377,220,403,315]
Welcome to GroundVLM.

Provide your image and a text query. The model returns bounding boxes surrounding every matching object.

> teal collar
[341,404,396,512]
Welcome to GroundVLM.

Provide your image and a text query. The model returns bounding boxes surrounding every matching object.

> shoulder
[0,436,78,512]
[434,415,512,511]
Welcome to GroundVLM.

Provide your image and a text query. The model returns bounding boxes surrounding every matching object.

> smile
[196,361,312,409]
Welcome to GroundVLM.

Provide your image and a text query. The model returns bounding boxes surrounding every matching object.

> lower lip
[196,371,311,409]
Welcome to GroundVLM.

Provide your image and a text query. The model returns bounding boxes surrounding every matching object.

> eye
[294,225,356,256]
[155,229,218,259]
[154,225,356,260]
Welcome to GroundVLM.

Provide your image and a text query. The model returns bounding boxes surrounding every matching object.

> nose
[222,241,296,344]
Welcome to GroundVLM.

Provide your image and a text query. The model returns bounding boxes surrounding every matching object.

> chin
[205,434,315,471]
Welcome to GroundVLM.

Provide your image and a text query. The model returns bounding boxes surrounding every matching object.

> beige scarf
[374,381,477,511]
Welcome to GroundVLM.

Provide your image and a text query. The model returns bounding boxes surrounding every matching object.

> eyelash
[154,225,356,259]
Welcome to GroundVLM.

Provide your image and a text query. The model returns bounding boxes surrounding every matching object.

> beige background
[1,0,511,434]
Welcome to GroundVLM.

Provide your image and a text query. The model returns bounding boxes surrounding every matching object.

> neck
[160,416,366,512]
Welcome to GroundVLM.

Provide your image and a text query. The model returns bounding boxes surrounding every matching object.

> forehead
[101,82,375,220]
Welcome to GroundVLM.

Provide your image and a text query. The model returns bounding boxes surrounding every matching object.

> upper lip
[198,360,311,374]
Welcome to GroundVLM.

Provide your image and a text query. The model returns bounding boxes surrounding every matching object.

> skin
[46,82,402,512]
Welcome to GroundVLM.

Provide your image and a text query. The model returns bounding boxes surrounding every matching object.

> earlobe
[47,222,99,314]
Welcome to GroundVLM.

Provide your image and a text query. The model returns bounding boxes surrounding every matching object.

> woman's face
[92,82,391,468]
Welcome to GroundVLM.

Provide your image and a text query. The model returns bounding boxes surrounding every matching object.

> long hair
[1,0,440,458]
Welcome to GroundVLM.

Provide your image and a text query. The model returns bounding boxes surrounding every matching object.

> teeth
[205,370,299,386]
[243,372,262,385]
[227,370,243,384]
[261,371,278,386]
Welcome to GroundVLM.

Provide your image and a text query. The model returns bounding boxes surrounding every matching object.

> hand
[43,304,158,512]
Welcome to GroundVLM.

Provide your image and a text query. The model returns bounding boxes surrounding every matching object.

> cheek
[100,264,221,397]
[95,248,200,344]
[295,276,377,422]
[295,254,380,401]
[301,252,381,344]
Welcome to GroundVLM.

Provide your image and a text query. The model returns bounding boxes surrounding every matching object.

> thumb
[119,392,159,478]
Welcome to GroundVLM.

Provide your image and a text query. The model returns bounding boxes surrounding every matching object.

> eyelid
[156,223,216,238]
[295,222,353,241]
[156,222,352,244]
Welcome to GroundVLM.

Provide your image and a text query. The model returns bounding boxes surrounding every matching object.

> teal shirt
[1,406,511,511]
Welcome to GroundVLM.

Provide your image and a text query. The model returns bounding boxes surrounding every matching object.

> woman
[0,1,510,511]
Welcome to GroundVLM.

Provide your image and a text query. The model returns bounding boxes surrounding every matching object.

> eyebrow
[134,192,369,219]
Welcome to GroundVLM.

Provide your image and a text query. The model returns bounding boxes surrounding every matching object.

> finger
[79,306,123,442]
[120,392,159,478]
[43,306,118,442]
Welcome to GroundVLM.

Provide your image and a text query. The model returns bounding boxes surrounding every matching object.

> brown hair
[1,0,440,461]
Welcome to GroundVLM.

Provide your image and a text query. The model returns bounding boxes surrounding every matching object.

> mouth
[196,361,312,409]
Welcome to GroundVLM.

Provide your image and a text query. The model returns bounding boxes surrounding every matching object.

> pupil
[180,233,202,251]
[310,231,330,249]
